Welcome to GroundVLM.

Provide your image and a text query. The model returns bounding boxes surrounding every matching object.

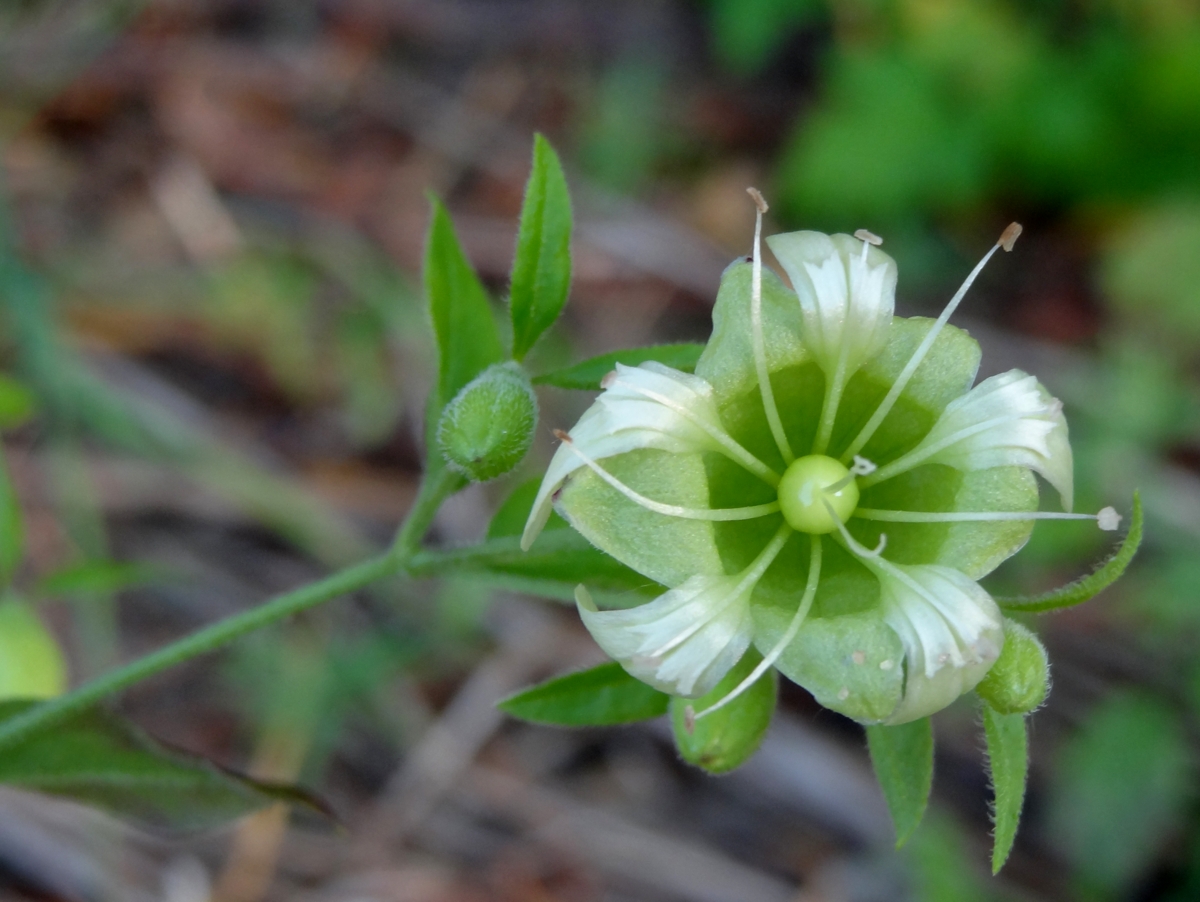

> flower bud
[976,620,1049,714]
[0,598,67,700]
[437,362,537,482]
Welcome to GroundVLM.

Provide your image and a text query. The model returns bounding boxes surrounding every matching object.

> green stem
[0,466,463,753]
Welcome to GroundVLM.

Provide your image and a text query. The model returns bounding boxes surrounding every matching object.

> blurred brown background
[1,1,1199,900]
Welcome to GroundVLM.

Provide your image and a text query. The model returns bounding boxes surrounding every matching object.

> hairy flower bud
[438,363,538,482]
[976,620,1049,714]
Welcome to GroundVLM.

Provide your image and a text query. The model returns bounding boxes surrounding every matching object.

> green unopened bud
[438,363,537,482]
[0,598,66,700]
[976,620,1049,714]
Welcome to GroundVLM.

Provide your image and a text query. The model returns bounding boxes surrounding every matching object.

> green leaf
[510,135,573,361]
[532,343,706,390]
[0,599,65,700]
[981,705,1027,874]
[0,445,22,588]
[670,648,777,774]
[1050,692,1190,893]
[407,530,662,606]
[487,476,568,540]
[0,701,326,831]
[499,662,668,726]
[424,198,505,414]
[36,560,164,598]
[0,374,36,428]
[997,492,1142,613]
[866,717,934,847]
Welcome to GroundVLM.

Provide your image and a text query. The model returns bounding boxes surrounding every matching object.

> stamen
[840,223,1022,464]
[747,187,794,466]
[825,500,887,558]
[856,508,1119,530]
[693,534,823,723]
[650,521,792,659]
[822,455,877,495]
[607,375,780,486]
[554,431,782,521]
[859,413,1022,487]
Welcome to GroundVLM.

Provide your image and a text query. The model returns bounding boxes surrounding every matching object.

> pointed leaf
[996,492,1142,613]
[499,662,668,726]
[533,343,705,390]
[510,135,573,361]
[867,717,933,847]
[425,198,504,414]
[670,648,776,774]
[0,600,65,699]
[0,446,23,588]
[36,560,164,598]
[0,701,327,830]
[982,705,1027,873]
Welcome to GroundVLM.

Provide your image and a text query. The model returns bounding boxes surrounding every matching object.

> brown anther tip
[746,187,769,214]
[553,429,571,442]
[684,705,696,735]
[854,228,883,246]
[600,370,618,389]
[999,222,1023,252]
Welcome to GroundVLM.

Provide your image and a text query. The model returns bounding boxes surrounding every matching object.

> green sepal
[533,343,705,390]
[0,700,328,831]
[424,197,505,414]
[976,620,1048,714]
[981,704,1028,874]
[996,492,1142,613]
[866,717,934,847]
[510,134,573,361]
[670,649,776,774]
[499,662,668,726]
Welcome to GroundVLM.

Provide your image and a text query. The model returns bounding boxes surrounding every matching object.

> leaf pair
[425,134,572,417]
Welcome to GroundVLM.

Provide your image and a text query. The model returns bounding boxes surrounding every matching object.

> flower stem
[0,465,463,754]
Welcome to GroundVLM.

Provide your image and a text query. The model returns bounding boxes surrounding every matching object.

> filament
[555,432,781,522]
[692,534,822,723]
[841,225,1020,464]
[860,414,1022,487]
[855,508,1115,528]
[747,188,794,465]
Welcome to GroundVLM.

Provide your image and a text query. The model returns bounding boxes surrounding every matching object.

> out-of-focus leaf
[867,717,933,848]
[906,812,1002,902]
[424,199,504,412]
[670,649,776,774]
[982,705,1027,874]
[533,343,706,390]
[0,599,65,700]
[997,492,1142,613]
[36,560,164,598]
[1050,692,1190,893]
[706,0,821,75]
[407,530,660,607]
[500,662,668,726]
[578,58,667,192]
[510,135,572,362]
[0,445,21,589]
[0,374,36,428]
[0,700,327,831]
[487,477,568,540]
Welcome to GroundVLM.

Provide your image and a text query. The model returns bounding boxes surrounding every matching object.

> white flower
[876,563,1005,725]
[575,575,754,698]
[766,231,896,379]
[521,362,730,550]
[865,370,1074,511]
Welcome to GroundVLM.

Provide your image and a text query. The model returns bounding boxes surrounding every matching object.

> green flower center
[778,454,859,534]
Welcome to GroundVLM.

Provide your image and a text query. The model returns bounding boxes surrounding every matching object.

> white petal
[521,363,726,549]
[920,370,1074,510]
[766,231,897,377]
[576,575,754,698]
[878,564,1004,724]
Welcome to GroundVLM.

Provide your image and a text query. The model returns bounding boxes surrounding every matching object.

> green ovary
[778,454,859,534]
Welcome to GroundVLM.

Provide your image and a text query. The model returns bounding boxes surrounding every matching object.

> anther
[747,187,769,214]
[600,370,618,389]
[999,222,1023,252]
[851,455,877,476]
[1097,506,1121,531]
[854,228,883,246]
